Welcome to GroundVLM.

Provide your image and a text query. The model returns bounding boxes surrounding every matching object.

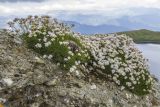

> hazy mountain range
[0,14,160,34]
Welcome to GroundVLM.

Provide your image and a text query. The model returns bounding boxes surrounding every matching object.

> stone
[0,98,6,103]
[58,90,67,97]
[0,30,160,107]
[2,78,13,86]
[31,103,40,107]
[126,93,132,99]
[33,73,48,85]
[90,84,97,90]
[46,79,57,86]
[34,57,44,64]
[13,37,23,45]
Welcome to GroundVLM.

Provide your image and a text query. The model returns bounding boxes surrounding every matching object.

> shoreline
[135,41,160,44]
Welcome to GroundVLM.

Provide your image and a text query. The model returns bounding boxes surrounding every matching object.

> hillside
[0,29,160,107]
[1,15,160,106]
[117,29,160,43]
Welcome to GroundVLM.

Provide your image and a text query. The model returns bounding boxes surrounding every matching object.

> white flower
[59,42,63,45]
[51,38,55,41]
[50,33,56,37]
[43,32,46,35]
[43,55,47,58]
[28,34,33,37]
[35,43,42,48]
[38,39,41,41]
[64,58,68,61]
[126,82,132,87]
[57,63,60,66]
[44,41,51,47]
[75,70,80,76]
[69,67,74,72]
[68,51,74,56]
[75,61,79,65]
[113,76,117,81]
[104,61,109,65]
[77,61,81,64]
[48,55,53,59]
[77,53,81,56]
[67,56,71,60]
[33,34,37,37]
[43,37,47,42]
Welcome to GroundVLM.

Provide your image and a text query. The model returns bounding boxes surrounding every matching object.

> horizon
[0,0,160,33]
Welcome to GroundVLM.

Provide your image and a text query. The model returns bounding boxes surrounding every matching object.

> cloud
[0,0,160,25]
[1,0,160,15]
[0,0,46,2]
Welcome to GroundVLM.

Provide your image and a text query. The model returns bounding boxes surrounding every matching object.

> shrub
[8,15,90,70]
[83,34,153,95]
[8,15,153,96]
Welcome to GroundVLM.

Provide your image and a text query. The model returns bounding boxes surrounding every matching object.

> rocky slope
[0,30,160,107]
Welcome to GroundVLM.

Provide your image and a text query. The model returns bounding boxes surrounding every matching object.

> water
[136,44,160,80]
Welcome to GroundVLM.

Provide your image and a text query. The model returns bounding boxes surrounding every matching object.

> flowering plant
[8,16,90,70]
[83,34,153,95]
[8,15,153,96]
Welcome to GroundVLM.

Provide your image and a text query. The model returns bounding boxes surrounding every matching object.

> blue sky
[0,0,160,30]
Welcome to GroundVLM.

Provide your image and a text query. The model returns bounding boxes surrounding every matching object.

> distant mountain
[1,13,160,35]
[117,29,160,43]
[66,21,131,34]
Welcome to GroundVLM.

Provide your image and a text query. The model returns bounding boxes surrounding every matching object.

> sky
[0,0,160,27]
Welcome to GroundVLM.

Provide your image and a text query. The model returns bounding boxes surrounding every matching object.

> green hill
[117,29,160,43]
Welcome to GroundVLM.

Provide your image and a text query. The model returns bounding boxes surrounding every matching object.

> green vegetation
[7,15,154,96]
[117,29,160,43]
[85,35,153,95]
[8,16,90,70]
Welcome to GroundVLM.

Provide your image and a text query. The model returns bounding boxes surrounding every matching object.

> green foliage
[7,15,153,96]
[8,15,90,70]
[85,35,153,96]
[118,29,160,43]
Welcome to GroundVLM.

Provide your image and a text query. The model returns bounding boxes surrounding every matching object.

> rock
[0,98,6,103]
[125,93,132,99]
[90,84,97,90]
[120,86,125,91]
[13,37,23,45]
[34,57,44,64]
[33,74,48,85]
[107,99,113,107]
[45,79,57,86]
[0,30,160,107]
[31,103,40,107]
[58,90,67,97]
[2,78,13,87]
[74,82,83,88]
[68,80,83,88]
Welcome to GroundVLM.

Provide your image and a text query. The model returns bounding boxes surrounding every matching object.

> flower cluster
[8,15,153,96]
[82,34,153,95]
[8,16,90,70]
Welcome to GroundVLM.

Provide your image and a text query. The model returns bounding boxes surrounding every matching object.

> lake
[136,44,160,80]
